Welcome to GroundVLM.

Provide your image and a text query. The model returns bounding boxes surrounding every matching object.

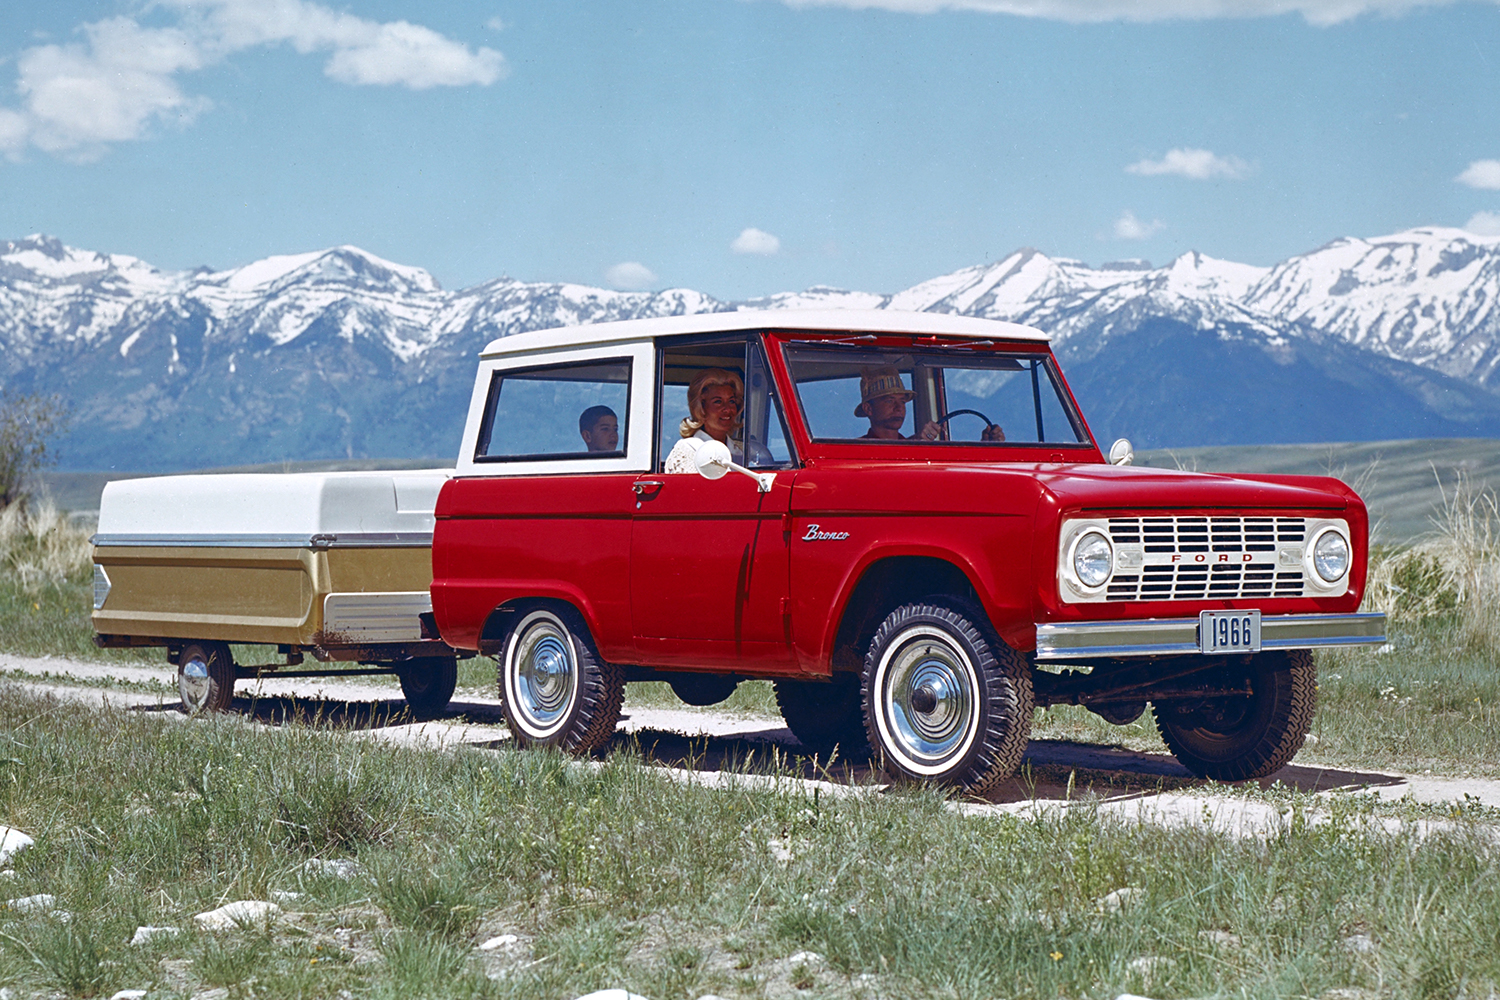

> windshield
[784,343,1090,446]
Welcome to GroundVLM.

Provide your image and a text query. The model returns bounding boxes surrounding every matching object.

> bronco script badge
[802,524,850,541]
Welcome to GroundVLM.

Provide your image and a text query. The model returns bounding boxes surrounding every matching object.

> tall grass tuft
[1364,471,1500,649]
[0,500,92,593]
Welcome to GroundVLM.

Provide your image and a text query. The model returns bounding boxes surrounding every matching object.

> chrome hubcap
[179,657,211,711]
[511,618,577,734]
[881,629,978,767]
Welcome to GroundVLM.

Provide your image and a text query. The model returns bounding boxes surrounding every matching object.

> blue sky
[2,0,1499,299]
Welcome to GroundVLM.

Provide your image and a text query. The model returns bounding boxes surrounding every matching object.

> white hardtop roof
[480,309,1049,358]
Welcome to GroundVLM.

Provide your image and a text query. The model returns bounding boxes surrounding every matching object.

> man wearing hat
[855,366,941,440]
[855,366,1006,442]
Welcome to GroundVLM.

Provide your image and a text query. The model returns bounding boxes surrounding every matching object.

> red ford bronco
[431,310,1385,793]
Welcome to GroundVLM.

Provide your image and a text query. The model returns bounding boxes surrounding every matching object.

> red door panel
[630,471,797,671]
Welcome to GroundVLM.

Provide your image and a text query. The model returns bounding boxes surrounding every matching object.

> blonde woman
[663,368,744,474]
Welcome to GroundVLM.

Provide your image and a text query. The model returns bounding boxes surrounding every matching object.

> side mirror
[694,439,733,479]
[1109,438,1134,466]
[694,439,775,492]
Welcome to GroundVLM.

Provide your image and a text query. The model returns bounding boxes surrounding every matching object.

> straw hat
[854,366,915,417]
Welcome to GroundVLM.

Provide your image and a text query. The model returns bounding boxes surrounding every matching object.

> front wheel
[178,641,235,714]
[1152,649,1316,781]
[396,657,458,719]
[863,599,1033,795]
[498,606,624,753]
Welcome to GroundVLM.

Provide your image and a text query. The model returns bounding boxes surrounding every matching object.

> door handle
[632,480,665,496]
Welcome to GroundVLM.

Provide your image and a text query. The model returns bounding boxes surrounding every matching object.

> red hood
[1032,462,1354,513]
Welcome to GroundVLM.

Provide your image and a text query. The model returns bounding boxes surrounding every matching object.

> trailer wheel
[1153,649,1316,782]
[775,674,870,758]
[498,605,623,753]
[178,641,235,714]
[863,598,1033,795]
[396,657,458,719]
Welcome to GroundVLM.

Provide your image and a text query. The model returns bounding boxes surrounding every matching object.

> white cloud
[731,227,782,256]
[1126,148,1251,180]
[776,0,1458,27]
[1456,160,1500,191]
[1465,211,1500,236]
[605,262,658,290]
[0,0,505,159]
[1113,210,1166,240]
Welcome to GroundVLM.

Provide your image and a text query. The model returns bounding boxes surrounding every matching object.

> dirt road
[6,651,1498,837]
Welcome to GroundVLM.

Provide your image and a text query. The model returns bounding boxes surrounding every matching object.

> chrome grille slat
[1105,516,1308,601]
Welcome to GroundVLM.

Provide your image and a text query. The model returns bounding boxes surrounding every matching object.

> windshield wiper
[786,334,880,346]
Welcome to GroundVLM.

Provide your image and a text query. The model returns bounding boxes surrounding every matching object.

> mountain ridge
[2,228,1498,469]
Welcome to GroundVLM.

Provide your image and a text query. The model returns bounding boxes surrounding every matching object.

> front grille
[1104,516,1306,602]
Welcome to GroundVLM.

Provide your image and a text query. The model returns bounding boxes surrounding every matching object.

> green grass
[0,686,1498,1000]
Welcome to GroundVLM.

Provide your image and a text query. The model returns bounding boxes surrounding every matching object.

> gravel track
[6,651,1499,837]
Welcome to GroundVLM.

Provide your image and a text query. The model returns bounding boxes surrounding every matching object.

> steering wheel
[934,408,997,439]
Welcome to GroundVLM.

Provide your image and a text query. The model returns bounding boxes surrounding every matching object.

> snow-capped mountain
[2,227,1498,471]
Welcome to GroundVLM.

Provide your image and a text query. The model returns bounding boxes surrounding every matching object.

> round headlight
[1312,528,1350,583]
[1072,530,1114,589]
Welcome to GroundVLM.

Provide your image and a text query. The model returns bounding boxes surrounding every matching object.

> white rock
[571,991,651,1000]
[1127,955,1176,976]
[766,838,795,863]
[130,925,182,945]
[192,989,230,1000]
[3,893,55,913]
[0,828,34,866]
[1197,929,1241,949]
[109,991,150,1000]
[193,900,282,931]
[0,869,15,880]
[1095,887,1143,913]
[694,996,732,1000]
[785,951,825,966]
[269,890,305,904]
[302,858,362,880]
[478,934,520,951]
[1342,933,1377,954]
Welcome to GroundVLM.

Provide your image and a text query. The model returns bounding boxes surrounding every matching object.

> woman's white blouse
[663,430,714,474]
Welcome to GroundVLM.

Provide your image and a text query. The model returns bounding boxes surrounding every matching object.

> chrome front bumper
[1034,612,1388,662]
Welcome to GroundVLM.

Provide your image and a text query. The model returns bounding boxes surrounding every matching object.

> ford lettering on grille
[1105,516,1307,602]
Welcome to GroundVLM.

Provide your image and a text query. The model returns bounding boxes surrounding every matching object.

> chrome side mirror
[694,439,775,492]
[1108,438,1134,466]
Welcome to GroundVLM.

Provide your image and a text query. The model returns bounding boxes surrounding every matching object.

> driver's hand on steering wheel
[916,421,941,441]
[983,424,1006,442]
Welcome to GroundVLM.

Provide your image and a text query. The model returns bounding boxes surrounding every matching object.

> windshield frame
[765,331,1100,463]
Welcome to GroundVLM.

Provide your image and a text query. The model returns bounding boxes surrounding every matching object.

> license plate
[1199,610,1261,654]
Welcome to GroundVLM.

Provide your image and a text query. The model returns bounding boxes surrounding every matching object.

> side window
[655,337,797,473]
[474,358,631,461]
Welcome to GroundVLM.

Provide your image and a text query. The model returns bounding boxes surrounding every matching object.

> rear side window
[474,358,632,462]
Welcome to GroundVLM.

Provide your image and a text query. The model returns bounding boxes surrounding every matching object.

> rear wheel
[177,641,235,714]
[498,606,623,753]
[396,657,458,719]
[1152,649,1316,781]
[774,674,870,758]
[863,599,1033,795]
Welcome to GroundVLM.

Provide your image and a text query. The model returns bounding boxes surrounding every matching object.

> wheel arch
[479,594,599,657]
[824,553,990,675]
